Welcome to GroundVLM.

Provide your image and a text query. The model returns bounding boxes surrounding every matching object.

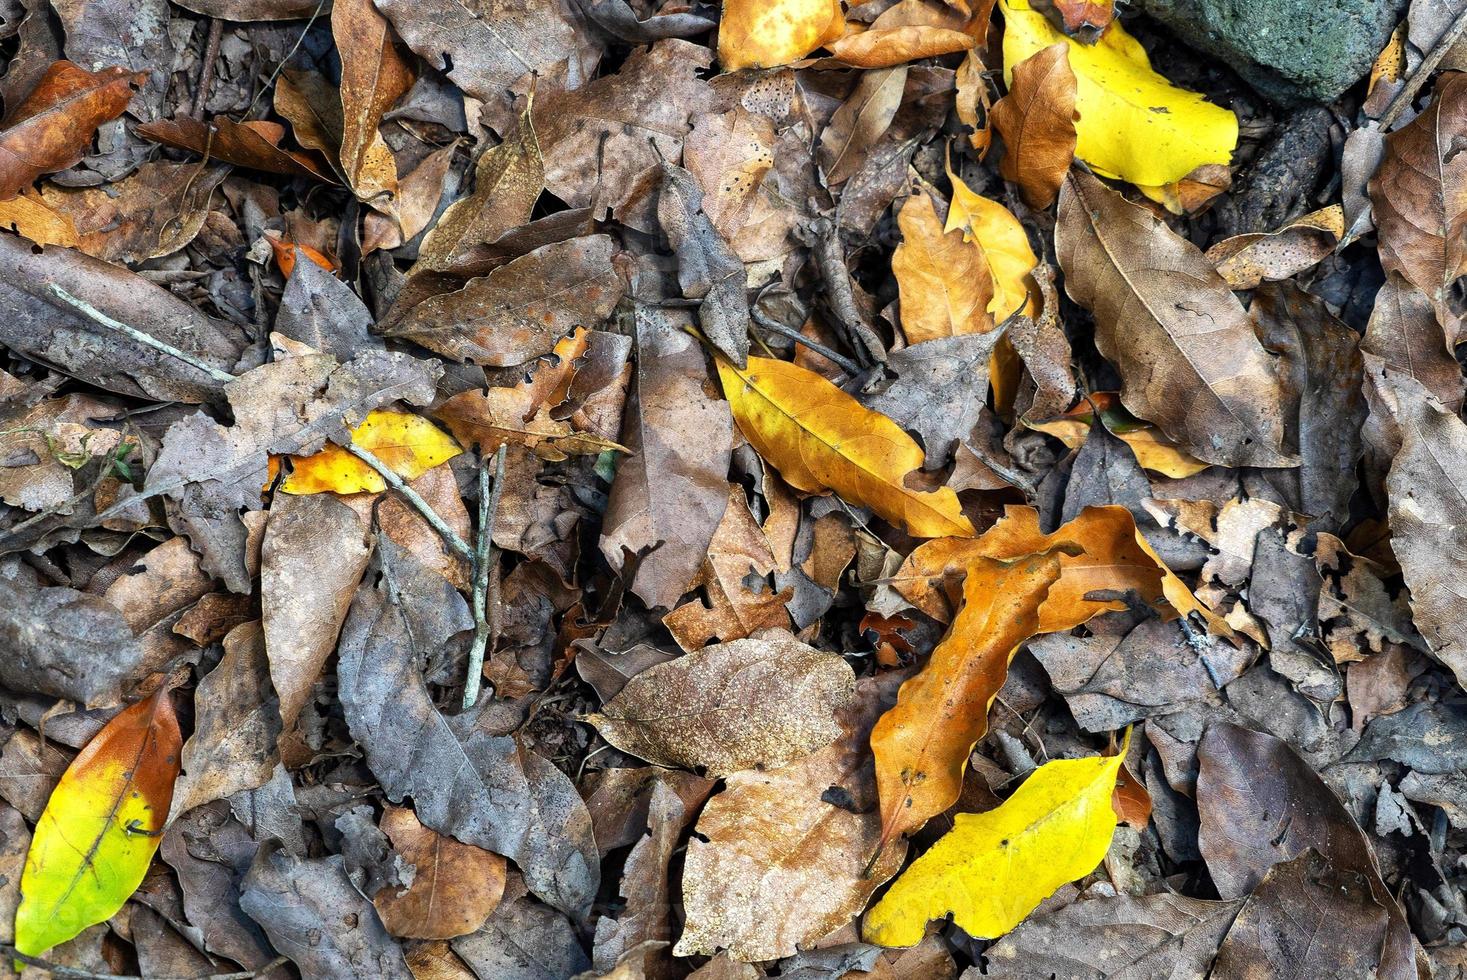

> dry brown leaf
[586,632,854,775]
[1055,169,1295,468]
[955,49,993,155]
[674,676,906,961]
[818,65,908,187]
[664,486,794,651]
[37,161,228,263]
[0,61,143,200]
[332,0,414,209]
[1206,205,1345,290]
[893,186,995,343]
[1369,71,1467,340]
[138,115,336,182]
[990,42,1077,208]
[825,24,977,68]
[374,806,507,940]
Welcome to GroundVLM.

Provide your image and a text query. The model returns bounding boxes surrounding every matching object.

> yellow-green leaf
[864,740,1127,947]
[717,356,975,539]
[999,0,1236,189]
[281,409,462,495]
[15,688,182,958]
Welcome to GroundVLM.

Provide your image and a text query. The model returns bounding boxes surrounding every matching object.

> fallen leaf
[990,42,1077,208]
[718,0,844,69]
[587,632,854,775]
[281,409,462,495]
[267,235,336,280]
[864,742,1126,946]
[14,687,181,958]
[945,169,1040,319]
[1027,392,1209,478]
[871,552,1062,845]
[1207,204,1345,290]
[0,61,143,200]
[1000,0,1236,189]
[656,159,751,366]
[825,24,977,69]
[138,115,336,182]
[717,355,975,538]
[374,806,507,940]
[675,677,906,961]
[1369,71,1467,339]
[0,190,78,247]
[893,186,995,343]
[332,0,414,208]
[819,65,908,187]
[1056,169,1295,468]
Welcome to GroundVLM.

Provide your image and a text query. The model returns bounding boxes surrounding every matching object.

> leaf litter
[0,0,1463,977]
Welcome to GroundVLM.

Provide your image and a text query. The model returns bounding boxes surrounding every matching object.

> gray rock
[1136,0,1407,104]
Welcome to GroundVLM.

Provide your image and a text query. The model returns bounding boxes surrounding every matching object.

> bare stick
[48,285,235,384]
[192,17,224,119]
[463,445,507,709]
[344,443,473,562]
[750,308,861,376]
[1379,10,1467,129]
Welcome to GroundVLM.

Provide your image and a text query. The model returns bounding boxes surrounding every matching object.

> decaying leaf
[864,743,1126,946]
[138,115,336,182]
[893,186,995,342]
[374,806,508,940]
[717,356,975,538]
[1207,204,1345,290]
[14,687,181,957]
[332,0,414,208]
[588,632,854,775]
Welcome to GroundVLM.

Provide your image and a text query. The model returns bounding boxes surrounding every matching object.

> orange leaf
[139,115,337,182]
[1112,758,1152,827]
[266,233,337,279]
[893,187,996,343]
[871,551,1063,846]
[991,42,1078,209]
[0,62,144,201]
[14,688,181,958]
[826,25,977,68]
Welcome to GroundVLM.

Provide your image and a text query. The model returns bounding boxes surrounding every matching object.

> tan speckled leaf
[586,633,854,776]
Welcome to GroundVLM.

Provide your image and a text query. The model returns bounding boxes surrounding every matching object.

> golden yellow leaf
[716,356,975,538]
[999,0,1237,188]
[718,0,845,70]
[893,187,995,343]
[871,552,1063,846]
[946,167,1040,320]
[864,740,1127,946]
[0,190,79,248]
[1027,393,1210,478]
[281,410,462,495]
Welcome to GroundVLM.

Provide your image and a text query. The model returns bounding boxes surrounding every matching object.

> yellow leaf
[1027,394,1210,478]
[718,0,845,70]
[15,688,182,958]
[893,188,995,343]
[946,167,1040,320]
[0,191,79,248]
[864,739,1127,947]
[999,0,1237,188]
[717,356,975,538]
[281,409,462,495]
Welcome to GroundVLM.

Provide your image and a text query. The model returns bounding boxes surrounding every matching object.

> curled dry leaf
[1056,169,1295,468]
[374,806,508,940]
[718,0,844,69]
[138,115,336,182]
[587,633,854,775]
[717,355,975,539]
[14,687,181,958]
[990,42,1078,209]
[825,24,978,69]
[864,743,1126,946]
[332,0,414,208]
[1000,0,1236,190]
[1207,204,1345,289]
[872,552,1063,845]
[893,186,994,343]
[0,61,144,201]
[281,410,462,495]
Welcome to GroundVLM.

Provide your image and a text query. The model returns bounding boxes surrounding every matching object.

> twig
[191,17,224,119]
[344,443,473,563]
[463,445,507,709]
[750,308,861,376]
[0,945,286,980]
[1379,9,1467,129]
[41,287,475,569]
[49,285,235,384]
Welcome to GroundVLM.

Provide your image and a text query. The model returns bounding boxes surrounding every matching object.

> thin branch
[344,443,474,563]
[191,17,224,119]
[1379,9,1467,129]
[48,285,235,384]
[463,445,507,709]
[750,308,861,376]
